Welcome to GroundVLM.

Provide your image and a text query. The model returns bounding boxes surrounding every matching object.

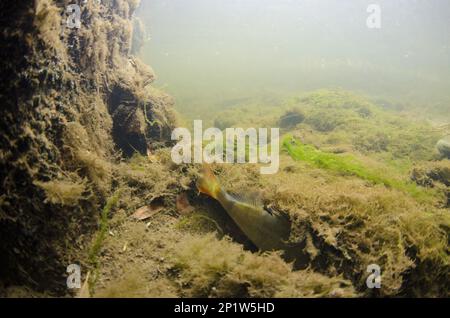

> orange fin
[196,164,221,200]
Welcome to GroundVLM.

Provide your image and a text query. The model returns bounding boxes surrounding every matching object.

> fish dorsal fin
[228,190,264,208]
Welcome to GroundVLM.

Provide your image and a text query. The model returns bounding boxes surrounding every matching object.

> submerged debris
[176,192,194,215]
[132,203,164,221]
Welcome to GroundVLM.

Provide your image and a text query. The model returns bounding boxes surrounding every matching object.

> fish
[196,165,291,251]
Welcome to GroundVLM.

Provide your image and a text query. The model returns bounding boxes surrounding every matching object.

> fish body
[196,166,291,251]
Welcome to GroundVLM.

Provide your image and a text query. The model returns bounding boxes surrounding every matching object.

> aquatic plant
[291,90,442,160]
[89,190,121,267]
[33,174,87,206]
[169,233,355,298]
[266,169,449,296]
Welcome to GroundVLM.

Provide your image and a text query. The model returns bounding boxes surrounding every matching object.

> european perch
[196,165,292,252]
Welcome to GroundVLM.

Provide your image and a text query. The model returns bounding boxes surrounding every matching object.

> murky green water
[136,0,450,120]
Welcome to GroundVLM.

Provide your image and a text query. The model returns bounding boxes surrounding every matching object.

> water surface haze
[137,0,450,118]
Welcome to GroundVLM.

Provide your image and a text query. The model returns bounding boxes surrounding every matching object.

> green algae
[282,135,438,202]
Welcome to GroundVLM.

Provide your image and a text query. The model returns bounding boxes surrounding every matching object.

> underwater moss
[292,90,442,160]
[169,233,355,298]
[282,135,438,202]
[34,177,86,206]
[5,1,450,298]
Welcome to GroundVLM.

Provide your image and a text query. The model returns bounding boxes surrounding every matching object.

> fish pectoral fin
[263,205,275,215]
[264,206,292,226]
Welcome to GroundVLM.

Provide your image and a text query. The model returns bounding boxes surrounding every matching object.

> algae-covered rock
[411,161,450,187]
[411,160,450,207]
[278,108,305,129]
[0,0,176,294]
[437,137,450,159]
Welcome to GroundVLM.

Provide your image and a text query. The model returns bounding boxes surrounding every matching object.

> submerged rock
[278,108,305,129]
[436,137,450,158]
[0,0,176,294]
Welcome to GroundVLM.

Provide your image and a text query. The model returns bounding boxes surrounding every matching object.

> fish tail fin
[196,164,221,200]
